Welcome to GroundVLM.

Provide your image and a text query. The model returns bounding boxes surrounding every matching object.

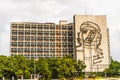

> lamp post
[85,74,89,80]
[93,74,95,80]
[34,54,36,79]
[105,72,107,80]
[20,75,23,80]
[30,74,32,80]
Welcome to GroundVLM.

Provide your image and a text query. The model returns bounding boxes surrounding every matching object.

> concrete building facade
[10,21,75,59]
[74,15,110,72]
[10,15,110,72]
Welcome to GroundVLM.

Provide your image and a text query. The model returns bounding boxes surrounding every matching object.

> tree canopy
[0,55,86,79]
[104,58,120,77]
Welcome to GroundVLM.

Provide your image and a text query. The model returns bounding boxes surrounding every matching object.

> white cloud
[0,0,120,61]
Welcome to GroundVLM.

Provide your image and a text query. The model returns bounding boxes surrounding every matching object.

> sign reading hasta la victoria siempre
[74,15,110,72]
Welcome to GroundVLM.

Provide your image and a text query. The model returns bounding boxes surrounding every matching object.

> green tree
[10,55,29,79]
[0,55,86,79]
[27,58,34,76]
[0,56,10,78]
[48,58,60,79]
[49,58,78,79]
[104,58,120,77]
[36,58,51,79]
[75,60,86,77]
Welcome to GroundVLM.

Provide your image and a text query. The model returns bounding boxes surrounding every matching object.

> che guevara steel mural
[77,21,104,65]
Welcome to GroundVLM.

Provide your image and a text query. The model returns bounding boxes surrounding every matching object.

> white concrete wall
[74,15,110,72]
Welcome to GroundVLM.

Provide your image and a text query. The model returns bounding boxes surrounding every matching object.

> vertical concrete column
[31,74,32,80]
[2,76,4,80]
[12,76,14,80]
[21,75,23,80]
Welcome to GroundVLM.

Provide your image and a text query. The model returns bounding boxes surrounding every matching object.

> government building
[10,14,110,72]
[10,21,75,59]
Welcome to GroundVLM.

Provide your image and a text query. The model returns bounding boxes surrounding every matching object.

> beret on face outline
[80,21,100,33]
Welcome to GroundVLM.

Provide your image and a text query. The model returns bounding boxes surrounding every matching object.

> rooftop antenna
[85,7,88,15]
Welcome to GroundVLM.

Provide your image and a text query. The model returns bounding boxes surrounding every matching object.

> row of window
[12,37,73,41]
[12,37,73,40]
[12,33,73,36]
[11,47,73,50]
[11,41,74,43]
[11,53,73,58]
[11,44,73,47]
[11,39,73,41]
[11,49,73,53]
[11,42,73,45]
[12,30,73,33]
[12,24,73,28]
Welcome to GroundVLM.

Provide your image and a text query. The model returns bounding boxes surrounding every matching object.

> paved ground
[83,78,120,80]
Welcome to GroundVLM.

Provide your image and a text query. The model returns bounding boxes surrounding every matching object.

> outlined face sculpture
[82,26,97,44]
[77,21,101,46]
[77,21,104,64]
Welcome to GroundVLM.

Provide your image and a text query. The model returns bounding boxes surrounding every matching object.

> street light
[93,74,96,80]
[104,72,107,80]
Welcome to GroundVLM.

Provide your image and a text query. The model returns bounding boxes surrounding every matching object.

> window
[12,36,17,41]
[11,42,17,46]
[11,48,17,52]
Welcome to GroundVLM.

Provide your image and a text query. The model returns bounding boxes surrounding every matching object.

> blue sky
[0,0,120,61]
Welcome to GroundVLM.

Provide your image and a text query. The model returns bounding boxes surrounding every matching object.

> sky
[0,0,120,61]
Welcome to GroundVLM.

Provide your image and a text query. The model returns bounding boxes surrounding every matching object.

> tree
[75,60,86,77]
[36,58,51,79]
[48,58,82,79]
[27,58,34,77]
[48,58,61,79]
[0,56,9,78]
[0,55,87,79]
[9,55,29,79]
[104,58,120,77]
